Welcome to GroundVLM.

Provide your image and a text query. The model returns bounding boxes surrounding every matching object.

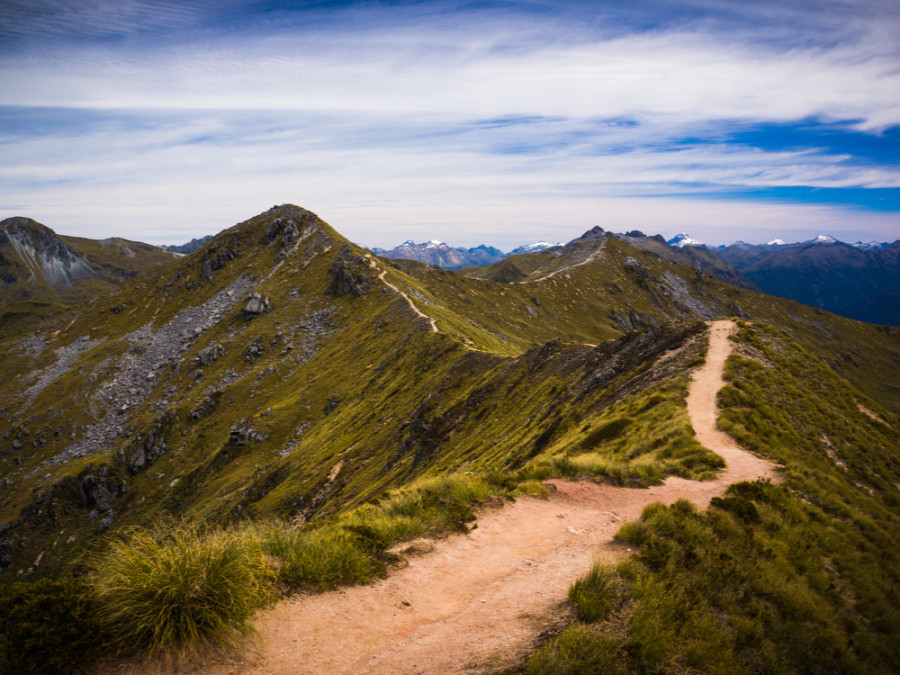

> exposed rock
[190,391,222,420]
[265,217,301,250]
[201,242,239,281]
[21,336,105,408]
[624,257,648,276]
[79,466,123,513]
[244,292,270,315]
[99,510,117,532]
[2,217,96,288]
[48,277,249,466]
[326,244,374,297]
[193,342,225,367]
[246,337,264,360]
[229,420,268,445]
[729,302,751,319]
[124,410,177,475]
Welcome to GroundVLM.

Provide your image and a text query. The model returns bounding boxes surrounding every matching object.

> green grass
[91,523,276,657]
[568,560,622,623]
[520,370,724,487]
[261,525,384,592]
[515,322,900,674]
[66,471,505,665]
[0,578,110,675]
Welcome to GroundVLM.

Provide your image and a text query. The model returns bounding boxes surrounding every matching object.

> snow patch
[667,233,705,248]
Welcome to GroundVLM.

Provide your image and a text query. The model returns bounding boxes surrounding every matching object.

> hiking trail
[123,320,780,674]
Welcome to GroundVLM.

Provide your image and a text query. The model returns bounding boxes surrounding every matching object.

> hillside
[718,239,900,325]
[0,217,177,332]
[1,205,899,672]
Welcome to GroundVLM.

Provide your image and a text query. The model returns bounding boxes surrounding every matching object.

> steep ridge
[1,204,898,591]
[159,321,778,674]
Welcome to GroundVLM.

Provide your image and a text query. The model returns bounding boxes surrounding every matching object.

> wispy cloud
[1,0,897,246]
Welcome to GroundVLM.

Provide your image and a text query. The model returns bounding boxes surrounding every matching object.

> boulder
[244,292,270,315]
[193,342,225,367]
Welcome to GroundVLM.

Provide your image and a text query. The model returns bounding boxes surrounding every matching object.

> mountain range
[369,239,562,270]
[1,205,899,672]
[368,231,900,326]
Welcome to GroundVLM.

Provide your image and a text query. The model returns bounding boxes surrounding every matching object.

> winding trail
[366,255,439,332]
[139,320,780,675]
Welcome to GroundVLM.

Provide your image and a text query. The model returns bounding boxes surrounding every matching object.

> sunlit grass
[91,523,276,656]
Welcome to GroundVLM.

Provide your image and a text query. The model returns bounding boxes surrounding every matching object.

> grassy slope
[517,321,900,673]
[1,205,899,586]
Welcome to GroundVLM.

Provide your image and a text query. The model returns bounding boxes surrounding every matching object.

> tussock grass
[85,471,511,663]
[261,525,383,592]
[91,523,276,656]
[524,623,627,675]
[568,560,622,622]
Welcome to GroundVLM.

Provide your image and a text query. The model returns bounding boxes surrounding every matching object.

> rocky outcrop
[200,242,239,281]
[244,292,270,315]
[327,244,374,297]
[193,342,225,367]
[123,409,177,475]
[2,218,95,288]
[229,420,269,445]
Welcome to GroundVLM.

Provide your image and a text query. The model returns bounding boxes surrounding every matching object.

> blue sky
[1,0,899,249]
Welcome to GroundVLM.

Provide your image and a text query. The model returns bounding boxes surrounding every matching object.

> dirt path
[367,256,439,332]
[138,320,779,674]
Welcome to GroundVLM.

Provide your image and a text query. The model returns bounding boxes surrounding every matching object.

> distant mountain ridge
[370,239,561,269]
[373,229,900,325]
[163,235,213,255]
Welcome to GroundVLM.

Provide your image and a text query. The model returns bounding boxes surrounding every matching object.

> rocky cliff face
[1,218,94,289]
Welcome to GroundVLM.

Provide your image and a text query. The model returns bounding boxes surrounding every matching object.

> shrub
[568,561,621,622]
[265,526,383,592]
[91,523,276,656]
[0,578,109,675]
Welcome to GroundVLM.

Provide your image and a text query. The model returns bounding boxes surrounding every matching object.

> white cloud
[1,0,898,247]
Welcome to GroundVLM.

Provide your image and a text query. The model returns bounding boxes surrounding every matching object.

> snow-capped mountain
[810,234,838,244]
[767,238,786,246]
[667,233,705,248]
[852,241,890,250]
[371,240,506,269]
[509,241,561,255]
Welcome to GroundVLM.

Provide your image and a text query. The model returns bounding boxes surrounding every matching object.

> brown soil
[113,320,780,675]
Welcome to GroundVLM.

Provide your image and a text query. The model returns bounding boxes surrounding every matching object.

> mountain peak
[811,234,838,244]
[667,233,704,248]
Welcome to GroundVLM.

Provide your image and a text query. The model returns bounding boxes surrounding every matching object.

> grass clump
[91,523,276,656]
[524,623,628,675]
[0,578,110,675]
[262,525,385,592]
[568,560,622,622]
[348,473,494,540]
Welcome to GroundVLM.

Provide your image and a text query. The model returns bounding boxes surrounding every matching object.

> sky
[1,0,899,250]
